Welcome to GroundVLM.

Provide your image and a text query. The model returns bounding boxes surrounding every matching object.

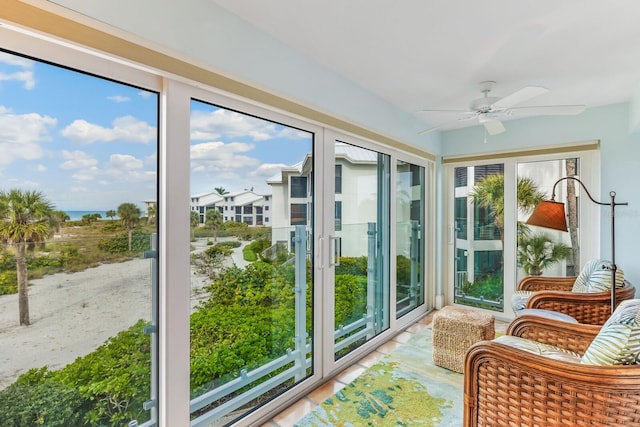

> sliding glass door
[332,140,390,360]
[188,99,315,425]
[396,160,425,318]
[517,158,580,282]
[447,148,599,317]
[453,164,505,311]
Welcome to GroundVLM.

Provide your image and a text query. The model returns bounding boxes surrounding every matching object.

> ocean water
[65,210,111,221]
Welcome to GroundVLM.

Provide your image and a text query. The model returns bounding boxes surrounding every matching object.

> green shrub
[334,274,367,326]
[0,368,87,427]
[242,245,257,262]
[98,231,152,254]
[190,305,295,393]
[0,270,17,295]
[215,240,241,249]
[243,238,271,262]
[335,256,368,276]
[55,319,151,426]
[461,273,503,301]
[396,255,411,286]
[0,320,151,426]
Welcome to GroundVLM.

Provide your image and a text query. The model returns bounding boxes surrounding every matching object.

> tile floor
[262,311,508,427]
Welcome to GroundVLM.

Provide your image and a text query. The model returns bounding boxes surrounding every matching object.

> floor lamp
[526,176,627,315]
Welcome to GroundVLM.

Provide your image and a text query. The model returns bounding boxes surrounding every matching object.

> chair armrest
[517,275,576,291]
[463,340,640,427]
[525,281,636,325]
[507,314,600,354]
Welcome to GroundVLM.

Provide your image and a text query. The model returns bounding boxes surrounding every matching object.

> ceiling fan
[418,81,585,135]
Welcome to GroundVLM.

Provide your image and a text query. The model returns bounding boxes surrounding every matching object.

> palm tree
[0,190,54,325]
[517,233,572,275]
[205,209,223,241]
[469,174,545,244]
[117,202,141,251]
[190,210,200,241]
[214,187,229,195]
[106,209,117,221]
[146,203,157,224]
[50,210,70,237]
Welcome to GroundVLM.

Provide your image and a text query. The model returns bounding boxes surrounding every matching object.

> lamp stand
[527,177,628,315]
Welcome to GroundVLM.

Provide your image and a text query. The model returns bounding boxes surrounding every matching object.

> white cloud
[20,180,40,188]
[71,170,98,181]
[35,164,47,172]
[144,152,157,166]
[106,153,144,170]
[108,95,130,103]
[190,108,307,142]
[0,52,34,68]
[104,154,155,183]
[0,52,35,89]
[138,91,153,99]
[0,71,35,90]
[61,115,156,144]
[60,150,100,182]
[0,105,56,164]
[250,162,288,180]
[59,150,99,170]
[190,141,259,173]
[70,185,88,193]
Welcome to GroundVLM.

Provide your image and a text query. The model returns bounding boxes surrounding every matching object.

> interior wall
[46,0,441,155]
[17,0,640,295]
[442,102,640,286]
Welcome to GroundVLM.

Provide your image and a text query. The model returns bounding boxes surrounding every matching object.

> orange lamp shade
[526,200,568,232]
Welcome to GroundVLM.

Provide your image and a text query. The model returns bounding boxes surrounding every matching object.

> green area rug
[294,327,463,426]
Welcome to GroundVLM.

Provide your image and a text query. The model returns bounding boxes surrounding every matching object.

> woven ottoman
[432,306,495,373]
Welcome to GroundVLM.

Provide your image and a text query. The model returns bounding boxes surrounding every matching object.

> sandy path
[0,258,152,389]
[0,237,247,390]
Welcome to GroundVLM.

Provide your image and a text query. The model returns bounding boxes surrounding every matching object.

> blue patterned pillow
[581,299,640,365]
[511,290,532,314]
[572,259,625,293]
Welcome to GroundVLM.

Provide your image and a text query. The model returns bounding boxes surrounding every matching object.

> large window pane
[0,51,158,426]
[454,163,504,311]
[189,100,314,425]
[517,158,579,281]
[333,141,390,360]
[396,160,425,318]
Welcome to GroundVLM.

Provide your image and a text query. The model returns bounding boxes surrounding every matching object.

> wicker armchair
[464,314,640,426]
[518,276,635,325]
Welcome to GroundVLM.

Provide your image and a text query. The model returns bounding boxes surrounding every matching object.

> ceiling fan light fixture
[416,81,585,136]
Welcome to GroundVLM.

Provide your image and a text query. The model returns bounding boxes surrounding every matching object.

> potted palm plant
[517,233,572,276]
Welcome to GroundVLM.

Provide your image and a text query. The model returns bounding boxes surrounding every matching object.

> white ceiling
[211,0,640,132]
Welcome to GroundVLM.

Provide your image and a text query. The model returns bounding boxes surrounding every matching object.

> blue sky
[0,50,311,211]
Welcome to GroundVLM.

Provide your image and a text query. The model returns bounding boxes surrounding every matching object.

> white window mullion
[159,78,192,426]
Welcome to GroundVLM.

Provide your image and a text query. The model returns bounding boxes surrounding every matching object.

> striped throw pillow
[572,259,625,293]
[581,299,640,365]
[495,335,582,363]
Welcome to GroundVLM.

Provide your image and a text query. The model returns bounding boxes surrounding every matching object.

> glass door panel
[189,100,314,425]
[333,141,390,360]
[0,51,158,426]
[453,163,505,311]
[396,161,425,318]
[517,158,579,282]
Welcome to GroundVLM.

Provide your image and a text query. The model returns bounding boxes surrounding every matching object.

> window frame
[1,20,436,427]
[443,146,601,320]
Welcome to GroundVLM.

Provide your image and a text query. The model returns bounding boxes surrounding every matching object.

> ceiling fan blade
[482,118,506,135]
[417,114,478,134]
[418,108,471,114]
[491,86,548,110]
[507,105,586,116]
